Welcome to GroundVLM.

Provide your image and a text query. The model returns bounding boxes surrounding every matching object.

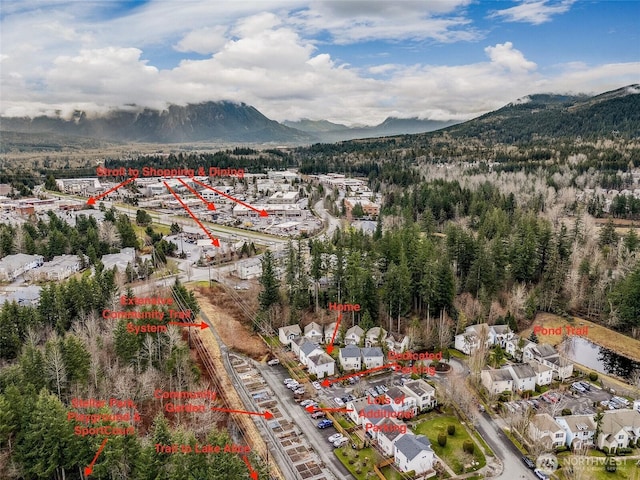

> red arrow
[177,178,216,211]
[87,177,136,205]
[191,177,268,217]
[320,363,400,387]
[84,437,108,477]
[210,407,273,420]
[306,405,353,413]
[326,313,342,355]
[242,455,258,480]
[164,182,220,247]
[168,321,209,330]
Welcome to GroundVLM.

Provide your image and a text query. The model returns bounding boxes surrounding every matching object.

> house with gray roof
[393,434,435,475]
[304,321,323,343]
[344,325,364,346]
[278,324,301,346]
[339,345,362,371]
[507,364,537,392]
[0,254,44,281]
[481,368,514,395]
[361,346,384,369]
[299,342,322,366]
[307,351,335,379]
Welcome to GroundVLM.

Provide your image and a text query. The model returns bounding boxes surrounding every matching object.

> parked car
[267,358,280,366]
[312,381,322,390]
[333,438,349,448]
[294,388,306,395]
[522,457,536,469]
[328,433,345,443]
[311,411,326,419]
[534,469,550,480]
[300,400,314,408]
[317,420,333,429]
[579,381,591,391]
[334,397,345,406]
[284,378,294,385]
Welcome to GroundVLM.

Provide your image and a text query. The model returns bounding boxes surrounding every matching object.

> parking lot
[504,380,622,417]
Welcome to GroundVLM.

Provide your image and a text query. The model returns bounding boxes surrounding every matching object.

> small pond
[561,336,640,382]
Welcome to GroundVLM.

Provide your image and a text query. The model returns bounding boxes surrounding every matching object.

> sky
[1,0,639,126]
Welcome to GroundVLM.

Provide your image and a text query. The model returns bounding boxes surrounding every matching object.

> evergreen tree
[258,251,280,312]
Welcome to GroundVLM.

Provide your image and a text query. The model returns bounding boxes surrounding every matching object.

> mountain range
[0,85,638,146]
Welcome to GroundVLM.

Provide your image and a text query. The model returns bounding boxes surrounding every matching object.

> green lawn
[380,465,426,480]
[556,456,640,480]
[335,446,381,480]
[413,415,486,475]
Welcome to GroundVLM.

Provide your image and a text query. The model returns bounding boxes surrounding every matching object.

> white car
[284,378,294,385]
[334,397,345,407]
[312,381,322,390]
[333,438,349,448]
[267,358,280,366]
[328,433,345,443]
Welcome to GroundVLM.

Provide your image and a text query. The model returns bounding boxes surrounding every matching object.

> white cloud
[490,0,575,25]
[289,0,479,44]
[485,42,537,72]
[174,26,228,54]
[0,1,635,126]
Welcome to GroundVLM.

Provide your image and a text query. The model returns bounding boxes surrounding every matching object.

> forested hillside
[0,213,267,480]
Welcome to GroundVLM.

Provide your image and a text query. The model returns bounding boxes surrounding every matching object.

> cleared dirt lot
[192,285,269,360]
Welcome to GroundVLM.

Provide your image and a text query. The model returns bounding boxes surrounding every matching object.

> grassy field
[413,414,485,475]
[523,313,640,363]
[556,457,640,480]
[335,446,380,480]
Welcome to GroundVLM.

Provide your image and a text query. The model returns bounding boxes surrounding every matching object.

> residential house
[490,324,514,348]
[344,325,364,346]
[385,332,410,353]
[346,397,370,425]
[481,369,513,395]
[0,254,44,281]
[454,323,492,355]
[508,364,537,393]
[304,322,324,344]
[528,413,566,449]
[526,343,573,381]
[555,415,596,450]
[361,347,384,369]
[278,324,302,346]
[505,336,533,361]
[307,351,335,379]
[291,336,313,357]
[324,321,338,344]
[30,254,82,281]
[339,345,362,371]
[385,386,417,419]
[394,434,435,476]
[528,361,554,386]
[299,342,322,366]
[401,380,437,412]
[375,418,406,456]
[365,327,387,347]
[597,410,640,451]
[360,404,395,432]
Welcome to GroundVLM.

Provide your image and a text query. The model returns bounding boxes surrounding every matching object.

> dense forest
[0,211,266,479]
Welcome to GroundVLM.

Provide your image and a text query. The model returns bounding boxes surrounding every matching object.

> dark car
[522,457,536,469]
[317,419,333,429]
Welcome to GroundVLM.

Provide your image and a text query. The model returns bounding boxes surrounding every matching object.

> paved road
[437,358,536,479]
[256,362,353,480]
